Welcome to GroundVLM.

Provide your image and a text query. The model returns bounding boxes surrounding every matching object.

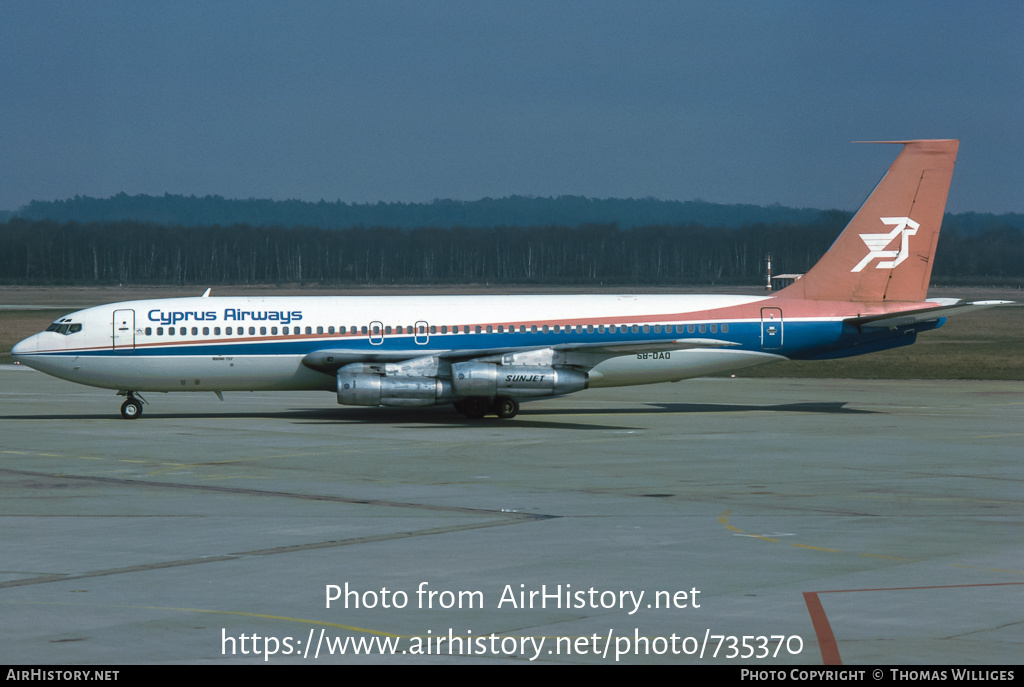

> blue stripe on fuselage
[29,318,880,359]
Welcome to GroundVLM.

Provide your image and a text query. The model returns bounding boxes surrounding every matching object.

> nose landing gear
[117,391,147,419]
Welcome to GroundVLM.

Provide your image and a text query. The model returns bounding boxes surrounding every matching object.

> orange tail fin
[779,139,958,303]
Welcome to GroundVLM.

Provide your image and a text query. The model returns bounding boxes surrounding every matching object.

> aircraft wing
[302,338,738,374]
[845,300,1012,329]
[551,338,738,354]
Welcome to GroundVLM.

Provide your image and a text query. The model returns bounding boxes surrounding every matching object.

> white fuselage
[12,293,792,394]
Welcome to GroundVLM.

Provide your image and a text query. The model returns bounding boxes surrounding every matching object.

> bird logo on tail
[851,216,920,272]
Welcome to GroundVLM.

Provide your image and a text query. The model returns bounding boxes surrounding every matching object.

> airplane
[10,139,1008,420]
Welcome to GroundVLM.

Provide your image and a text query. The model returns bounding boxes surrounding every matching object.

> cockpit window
[49,322,83,335]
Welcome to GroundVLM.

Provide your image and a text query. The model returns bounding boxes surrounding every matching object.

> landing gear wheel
[454,398,489,419]
[120,399,143,419]
[495,396,519,419]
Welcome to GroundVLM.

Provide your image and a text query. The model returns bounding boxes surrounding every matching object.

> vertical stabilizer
[778,140,958,302]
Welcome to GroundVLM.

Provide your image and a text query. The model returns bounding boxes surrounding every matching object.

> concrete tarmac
[0,366,1021,665]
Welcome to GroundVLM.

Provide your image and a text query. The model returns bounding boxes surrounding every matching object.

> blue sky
[2,1,1021,213]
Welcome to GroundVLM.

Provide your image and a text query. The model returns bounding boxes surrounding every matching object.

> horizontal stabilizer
[846,300,1012,328]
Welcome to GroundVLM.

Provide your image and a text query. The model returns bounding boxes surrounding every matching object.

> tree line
[14,193,839,231]
[0,218,1020,286]
[16,193,1024,237]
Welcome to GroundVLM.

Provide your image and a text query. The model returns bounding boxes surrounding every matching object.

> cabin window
[709,324,717,333]
[386,326,393,334]
[317,326,324,335]
[722,324,729,333]
[145,327,152,336]
[698,324,706,333]
[203,327,210,335]
[687,324,695,334]
[214,327,221,335]
[440,325,448,334]
[271,327,278,335]
[191,327,198,335]
[249,327,256,335]
[260,327,267,335]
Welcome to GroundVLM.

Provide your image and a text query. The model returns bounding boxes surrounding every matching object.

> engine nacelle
[337,368,453,407]
[451,362,588,398]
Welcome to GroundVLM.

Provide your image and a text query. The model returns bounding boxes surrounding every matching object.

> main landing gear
[118,391,147,419]
[453,396,520,419]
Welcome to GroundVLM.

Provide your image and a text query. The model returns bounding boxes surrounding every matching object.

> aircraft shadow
[650,401,874,414]
[0,400,873,429]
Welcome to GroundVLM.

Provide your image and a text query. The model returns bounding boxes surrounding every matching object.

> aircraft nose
[11,334,38,360]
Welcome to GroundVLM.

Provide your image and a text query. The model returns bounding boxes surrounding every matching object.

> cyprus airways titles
[11,140,1008,420]
[147,308,303,326]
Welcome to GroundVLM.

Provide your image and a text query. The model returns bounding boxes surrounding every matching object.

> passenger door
[760,307,783,350]
[112,309,135,350]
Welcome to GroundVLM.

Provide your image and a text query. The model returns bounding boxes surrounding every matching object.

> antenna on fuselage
[201,288,211,298]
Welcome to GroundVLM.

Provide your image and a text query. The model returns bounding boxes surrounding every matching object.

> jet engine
[336,365,454,407]
[451,362,588,397]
